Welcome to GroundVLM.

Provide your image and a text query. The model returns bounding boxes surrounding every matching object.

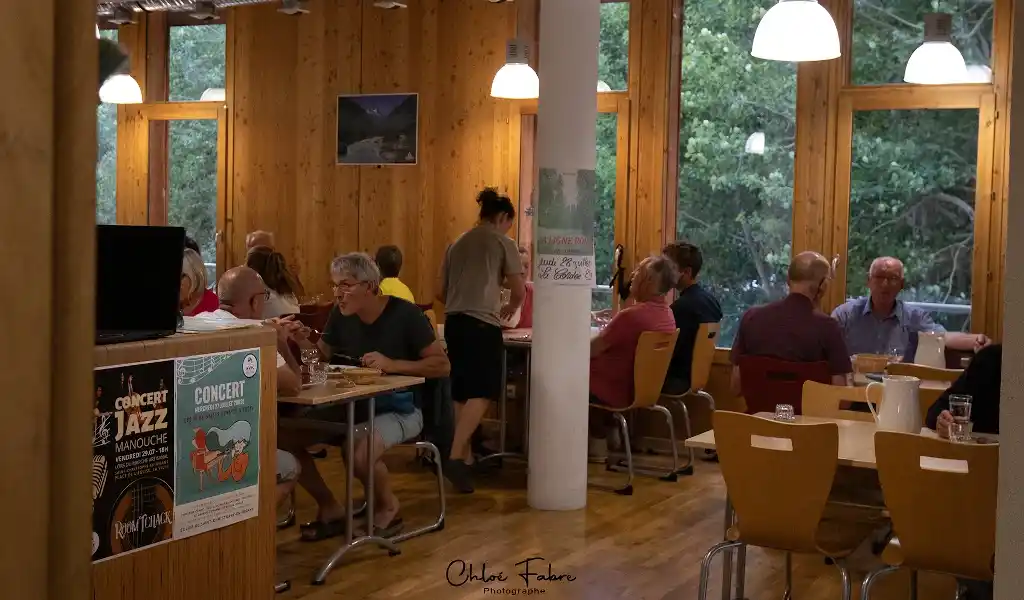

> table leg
[522,349,532,456]
[312,397,400,585]
[478,344,525,463]
[721,497,734,600]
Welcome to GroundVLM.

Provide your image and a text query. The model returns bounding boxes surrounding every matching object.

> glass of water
[300,348,326,386]
[774,404,795,422]
[948,394,974,443]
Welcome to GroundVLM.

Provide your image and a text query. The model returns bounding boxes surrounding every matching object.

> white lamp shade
[904,42,968,84]
[597,80,612,92]
[751,0,841,62]
[490,63,539,99]
[745,132,766,155]
[200,87,226,102]
[99,74,143,104]
[965,64,993,83]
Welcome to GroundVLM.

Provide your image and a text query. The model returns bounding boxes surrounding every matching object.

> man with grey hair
[287,252,449,541]
[587,256,678,456]
[831,255,990,359]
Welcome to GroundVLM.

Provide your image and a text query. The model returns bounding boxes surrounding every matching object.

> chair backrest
[874,431,998,581]
[631,330,680,408]
[714,411,838,552]
[688,322,720,392]
[737,356,831,415]
[885,362,962,383]
[424,309,438,338]
[801,381,881,423]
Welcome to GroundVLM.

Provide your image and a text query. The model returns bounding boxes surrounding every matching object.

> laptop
[96,225,186,345]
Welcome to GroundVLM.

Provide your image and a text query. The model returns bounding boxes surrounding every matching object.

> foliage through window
[169,24,226,101]
[676,0,797,346]
[599,1,629,91]
[168,120,219,264]
[852,0,994,85]
[97,29,119,224]
[845,109,978,332]
[593,112,618,310]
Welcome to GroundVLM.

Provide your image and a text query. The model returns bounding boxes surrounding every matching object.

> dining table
[278,374,425,585]
[684,412,997,600]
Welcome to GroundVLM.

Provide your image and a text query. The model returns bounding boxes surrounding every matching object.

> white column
[528,0,600,511]
[996,0,1024,594]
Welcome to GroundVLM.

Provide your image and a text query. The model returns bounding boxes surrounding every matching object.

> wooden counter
[92,327,277,600]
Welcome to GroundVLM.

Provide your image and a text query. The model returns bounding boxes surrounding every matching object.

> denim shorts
[353,408,424,450]
[276,450,301,483]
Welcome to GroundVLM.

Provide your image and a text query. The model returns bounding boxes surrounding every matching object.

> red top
[517,283,534,329]
[590,300,676,408]
[186,288,220,317]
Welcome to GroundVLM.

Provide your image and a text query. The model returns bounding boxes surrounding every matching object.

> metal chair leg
[954,584,967,600]
[389,441,447,543]
[613,413,633,495]
[734,543,746,599]
[609,405,681,481]
[860,565,900,600]
[274,581,291,594]
[698,541,744,600]
[834,562,853,600]
[277,490,296,529]
[784,551,793,599]
[673,398,696,474]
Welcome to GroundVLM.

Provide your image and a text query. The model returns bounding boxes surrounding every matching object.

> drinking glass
[948,394,974,443]
[300,348,325,386]
[887,347,903,364]
[774,404,795,422]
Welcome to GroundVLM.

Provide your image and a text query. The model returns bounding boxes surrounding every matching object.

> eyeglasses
[331,281,367,293]
[871,274,902,284]
[251,289,271,303]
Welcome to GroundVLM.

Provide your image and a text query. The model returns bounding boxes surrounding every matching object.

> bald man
[196,266,303,395]
[832,256,990,359]
[246,230,275,251]
[730,251,852,394]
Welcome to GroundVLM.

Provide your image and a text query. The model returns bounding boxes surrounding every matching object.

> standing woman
[246,246,304,318]
[438,188,526,493]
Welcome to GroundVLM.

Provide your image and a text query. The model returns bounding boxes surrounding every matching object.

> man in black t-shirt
[662,242,722,394]
[286,253,449,541]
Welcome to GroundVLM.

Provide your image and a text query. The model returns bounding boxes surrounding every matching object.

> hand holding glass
[948,395,973,443]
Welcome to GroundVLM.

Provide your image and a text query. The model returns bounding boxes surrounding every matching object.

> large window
[676,0,797,346]
[96,29,119,224]
[168,120,220,263]
[168,24,226,101]
[593,112,619,310]
[598,1,630,91]
[852,0,994,85]
[844,109,979,331]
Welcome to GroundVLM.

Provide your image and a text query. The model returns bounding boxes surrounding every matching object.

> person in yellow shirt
[375,245,415,303]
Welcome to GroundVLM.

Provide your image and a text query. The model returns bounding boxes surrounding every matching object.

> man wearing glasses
[831,256,989,360]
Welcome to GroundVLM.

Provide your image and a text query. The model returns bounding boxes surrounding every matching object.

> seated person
[832,256,990,359]
[661,241,722,394]
[928,344,1002,438]
[731,251,852,394]
[245,230,275,252]
[180,247,219,317]
[286,253,450,540]
[375,245,415,303]
[589,256,678,456]
[501,245,534,329]
[196,266,302,396]
[246,246,303,318]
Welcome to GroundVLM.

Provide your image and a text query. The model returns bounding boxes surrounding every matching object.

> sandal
[356,516,404,539]
[298,502,366,531]
[299,519,346,542]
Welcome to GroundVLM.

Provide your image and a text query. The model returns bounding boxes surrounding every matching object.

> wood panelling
[229,0,516,298]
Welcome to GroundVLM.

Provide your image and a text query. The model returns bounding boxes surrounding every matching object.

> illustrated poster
[173,349,261,539]
[535,167,597,286]
[92,360,176,563]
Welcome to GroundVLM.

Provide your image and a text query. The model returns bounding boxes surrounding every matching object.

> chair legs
[698,541,744,600]
[607,405,680,482]
[954,584,967,600]
[277,490,296,529]
[909,570,918,600]
[860,565,900,600]
[389,440,447,543]
[640,390,715,476]
[783,552,793,600]
[832,560,853,600]
[612,413,633,495]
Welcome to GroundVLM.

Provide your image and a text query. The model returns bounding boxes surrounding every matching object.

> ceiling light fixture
[372,1,407,8]
[200,87,226,102]
[191,1,218,21]
[109,6,135,26]
[745,132,766,155]
[491,38,539,99]
[278,0,310,14]
[99,74,143,104]
[904,13,968,85]
[751,0,841,62]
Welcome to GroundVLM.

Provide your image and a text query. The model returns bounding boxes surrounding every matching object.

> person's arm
[503,273,527,317]
[945,331,991,352]
[436,246,451,303]
[591,309,633,358]
[276,348,301,397]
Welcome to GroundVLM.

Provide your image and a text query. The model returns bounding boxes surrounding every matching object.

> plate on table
[344,367,383,385]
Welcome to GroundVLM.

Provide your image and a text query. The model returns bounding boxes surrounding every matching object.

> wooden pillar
[0,0,95,597]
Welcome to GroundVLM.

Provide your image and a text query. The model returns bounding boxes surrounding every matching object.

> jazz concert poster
[92,359,176,563]
[173,349,262,539]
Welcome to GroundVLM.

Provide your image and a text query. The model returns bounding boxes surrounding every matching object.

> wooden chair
[698,411,877,600]
[862,432,998,600]
[590,329,679,495]
[737,356,831,415]
[884,363,962,423]
[802,381,882,423]
[655,322,720,475]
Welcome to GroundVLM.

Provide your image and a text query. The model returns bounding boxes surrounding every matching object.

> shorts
[276,450,301,483]
[286,403,424,451]
[445,313,504,403]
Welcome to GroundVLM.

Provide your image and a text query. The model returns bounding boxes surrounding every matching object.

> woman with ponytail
[246,246,304,318]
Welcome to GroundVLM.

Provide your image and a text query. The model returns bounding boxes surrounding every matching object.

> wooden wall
[229,0,517,297]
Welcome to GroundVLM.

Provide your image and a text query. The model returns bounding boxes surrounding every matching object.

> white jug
[915,330,946,369]
[867,375,922,433]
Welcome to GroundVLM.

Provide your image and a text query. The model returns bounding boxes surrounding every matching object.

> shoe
[588,436,609,461]
[444,459,475,494]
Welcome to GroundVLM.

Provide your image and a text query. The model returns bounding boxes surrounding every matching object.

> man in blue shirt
[831,256,988,359]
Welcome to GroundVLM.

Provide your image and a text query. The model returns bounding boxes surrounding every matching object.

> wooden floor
[276,449,958,599]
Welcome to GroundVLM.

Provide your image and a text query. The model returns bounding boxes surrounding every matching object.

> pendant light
[490,38,539,99]
[745,131,766,155]
[751,0,841,62]
[904,13,968,85]
[99,74,143,104]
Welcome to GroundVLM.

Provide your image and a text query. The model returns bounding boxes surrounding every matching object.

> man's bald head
[788,251,831,284]
[246,230,275,251]
[217,267,266,319]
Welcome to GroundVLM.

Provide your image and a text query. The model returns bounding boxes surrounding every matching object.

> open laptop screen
[96,225,185,334]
